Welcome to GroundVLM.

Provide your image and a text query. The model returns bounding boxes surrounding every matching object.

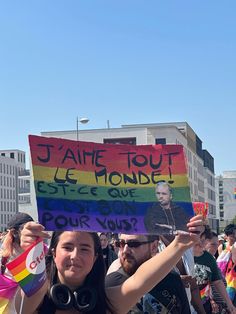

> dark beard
[121,254,140,276]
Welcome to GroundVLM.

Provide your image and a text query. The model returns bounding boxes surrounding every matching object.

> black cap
[7,212,34,230]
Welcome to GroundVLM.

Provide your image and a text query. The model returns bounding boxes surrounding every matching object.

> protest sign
[29,135,194,234]
[6,239,46,297]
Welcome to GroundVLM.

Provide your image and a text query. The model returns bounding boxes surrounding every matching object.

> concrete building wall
[0,154,19,231]
[216,171,236,230]
[0,150,37,231]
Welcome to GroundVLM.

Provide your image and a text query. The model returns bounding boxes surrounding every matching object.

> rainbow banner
[6,239,46,297]
[0,275,18,314]
[192,202,208,219]
[29,135,194,234]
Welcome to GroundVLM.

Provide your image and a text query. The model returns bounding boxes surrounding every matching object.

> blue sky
[0,1,235,176]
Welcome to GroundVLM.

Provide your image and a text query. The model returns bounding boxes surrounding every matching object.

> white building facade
[215,171,236,230]
[0,150,26,231]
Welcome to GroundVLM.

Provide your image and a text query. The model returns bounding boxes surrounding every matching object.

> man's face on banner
[155,183,172,208]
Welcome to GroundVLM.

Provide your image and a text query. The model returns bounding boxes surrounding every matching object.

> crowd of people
[1,212,236,313]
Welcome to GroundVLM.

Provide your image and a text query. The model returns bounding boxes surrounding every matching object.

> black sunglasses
[116,239,153,248]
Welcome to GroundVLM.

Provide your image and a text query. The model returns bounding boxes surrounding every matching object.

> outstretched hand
[174,215,204,250]
[20,221,51,251]
[187,214,205,235]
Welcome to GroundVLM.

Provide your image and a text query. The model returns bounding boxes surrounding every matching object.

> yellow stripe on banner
[14,268,30,282]
[0,297,8,314]
[32,165,189,188]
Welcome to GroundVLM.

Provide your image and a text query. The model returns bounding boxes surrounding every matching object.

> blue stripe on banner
[36,197,193,217]
[36,197,194,234]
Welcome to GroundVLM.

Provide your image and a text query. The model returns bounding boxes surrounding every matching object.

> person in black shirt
[99,232,117,271]
[105,233,191,313]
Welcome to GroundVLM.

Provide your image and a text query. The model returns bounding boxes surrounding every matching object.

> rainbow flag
[6,239,46,297]
[234,188,236,199]
[29,135,194,234]
[225,259,236,301]
[0,275,18,314]
[200,284,210,303]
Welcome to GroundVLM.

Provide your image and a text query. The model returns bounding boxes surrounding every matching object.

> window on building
[220,211,224,218]
[155,138,166,145]
[188,166,192,179]
[103,138,136,145]
[10,152,15,159]
[219,195,224,202]
[220,204,224,210]
[198,179,204,193]
[187,150,190,161]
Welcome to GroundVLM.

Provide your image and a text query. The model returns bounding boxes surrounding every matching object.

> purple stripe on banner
[38,210,147,234]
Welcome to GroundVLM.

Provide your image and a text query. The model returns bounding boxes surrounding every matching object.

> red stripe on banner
[29,135,187,175]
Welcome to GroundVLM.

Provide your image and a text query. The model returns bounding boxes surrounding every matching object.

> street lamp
[76,117,89,140]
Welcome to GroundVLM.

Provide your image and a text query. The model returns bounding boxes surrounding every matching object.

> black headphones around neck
[50,283,97,312]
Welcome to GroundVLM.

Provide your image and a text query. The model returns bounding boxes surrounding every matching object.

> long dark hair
[39,231,114,314]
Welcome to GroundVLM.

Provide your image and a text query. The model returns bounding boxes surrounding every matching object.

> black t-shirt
[106,269,191,314]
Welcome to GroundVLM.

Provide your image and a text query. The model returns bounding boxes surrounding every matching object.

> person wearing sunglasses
[105,233,191,313]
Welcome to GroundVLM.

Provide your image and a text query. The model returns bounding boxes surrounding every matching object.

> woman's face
[53,231,96,289]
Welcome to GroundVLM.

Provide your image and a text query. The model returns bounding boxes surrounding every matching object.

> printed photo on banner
[29,135,194,235]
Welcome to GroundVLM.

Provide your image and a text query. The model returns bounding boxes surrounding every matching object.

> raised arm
[106,215,204,313]
[213,280,236,314]
[15,222,51,314]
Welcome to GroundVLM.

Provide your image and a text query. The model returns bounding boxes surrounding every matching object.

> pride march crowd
[1,137,236,313]
[1,212,236,314]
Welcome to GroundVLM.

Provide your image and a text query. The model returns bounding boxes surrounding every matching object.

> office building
[0,150,26,231]
[216,171,236,230]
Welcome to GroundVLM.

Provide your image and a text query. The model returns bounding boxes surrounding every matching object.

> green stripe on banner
[34,181,191,202]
